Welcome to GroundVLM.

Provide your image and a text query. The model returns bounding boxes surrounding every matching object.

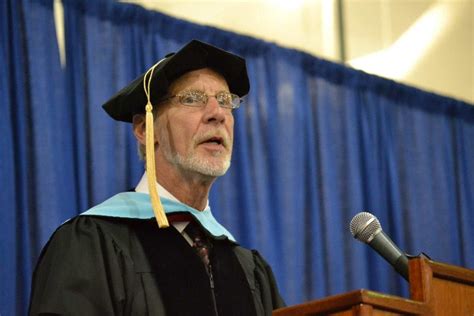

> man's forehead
[169,68,230,93]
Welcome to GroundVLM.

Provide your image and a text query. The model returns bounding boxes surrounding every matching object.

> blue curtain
[1,1,70,314]
[2,0,474,314]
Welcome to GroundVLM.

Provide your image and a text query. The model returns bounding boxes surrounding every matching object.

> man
[29,40,285,315]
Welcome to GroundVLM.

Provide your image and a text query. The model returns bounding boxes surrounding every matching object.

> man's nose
[202,97,227,124]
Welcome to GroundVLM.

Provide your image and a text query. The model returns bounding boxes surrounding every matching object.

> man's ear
[132,114,146,146]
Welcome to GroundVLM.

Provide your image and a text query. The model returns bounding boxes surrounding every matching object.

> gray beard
[164,149,231,177]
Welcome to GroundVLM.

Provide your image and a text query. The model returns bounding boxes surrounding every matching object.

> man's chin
[172,154,231,177]
[192,159,231,177]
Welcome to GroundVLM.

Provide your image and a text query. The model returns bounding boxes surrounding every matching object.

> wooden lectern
[273,258,474,315]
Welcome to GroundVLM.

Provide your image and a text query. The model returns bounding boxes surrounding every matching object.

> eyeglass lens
[178,90,240,109]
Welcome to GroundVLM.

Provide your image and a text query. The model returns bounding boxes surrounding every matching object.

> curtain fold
[1,0,68,315]
[2,0,474,313]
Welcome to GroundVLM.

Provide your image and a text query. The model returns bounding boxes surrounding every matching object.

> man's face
[155,68,235,178]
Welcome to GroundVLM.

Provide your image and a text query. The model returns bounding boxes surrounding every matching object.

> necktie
[184,221,212,269]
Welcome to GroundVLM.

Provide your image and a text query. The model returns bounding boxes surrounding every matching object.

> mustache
[193,130,231,148]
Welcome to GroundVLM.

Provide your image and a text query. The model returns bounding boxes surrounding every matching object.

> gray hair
[137,142,146,161]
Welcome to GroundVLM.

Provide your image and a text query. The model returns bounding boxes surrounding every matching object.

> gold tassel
[143,60,169,228]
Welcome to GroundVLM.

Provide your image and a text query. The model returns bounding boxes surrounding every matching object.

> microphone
[350,212,409,281]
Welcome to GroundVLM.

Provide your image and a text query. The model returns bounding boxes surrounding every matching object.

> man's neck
[136,171,212,211]
[155,167,214,211]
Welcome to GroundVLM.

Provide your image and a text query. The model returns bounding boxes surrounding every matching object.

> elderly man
[29,40,284,315]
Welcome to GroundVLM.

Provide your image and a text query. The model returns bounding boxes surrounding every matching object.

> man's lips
[196,133,229,150]
[200,136,224,146]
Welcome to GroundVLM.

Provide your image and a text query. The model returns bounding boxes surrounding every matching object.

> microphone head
[350,212,382,243]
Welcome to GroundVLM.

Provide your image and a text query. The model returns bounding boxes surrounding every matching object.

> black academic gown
[29,215,285,315]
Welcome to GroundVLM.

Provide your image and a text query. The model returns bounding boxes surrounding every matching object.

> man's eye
[180,92,203,104]
[217,93,231,105]
[181,95,198,104]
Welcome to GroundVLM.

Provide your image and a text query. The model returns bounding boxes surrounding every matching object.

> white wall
[115,0,473,104]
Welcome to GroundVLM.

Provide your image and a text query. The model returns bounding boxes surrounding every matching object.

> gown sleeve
[28,216,133,316]
[252,250,286,312]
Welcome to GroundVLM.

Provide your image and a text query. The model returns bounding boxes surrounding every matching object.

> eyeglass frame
[159,89,243,110]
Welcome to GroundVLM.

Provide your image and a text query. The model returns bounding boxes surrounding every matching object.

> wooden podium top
[273,289,428,316]
[273,258,474,316]
[409,258,474,315]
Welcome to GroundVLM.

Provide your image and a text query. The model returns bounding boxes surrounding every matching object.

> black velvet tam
[102,40,250,123]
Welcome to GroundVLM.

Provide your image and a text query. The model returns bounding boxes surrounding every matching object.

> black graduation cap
[102,39,250,123]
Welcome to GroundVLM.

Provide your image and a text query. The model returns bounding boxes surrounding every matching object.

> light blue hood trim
[80,192,236,242]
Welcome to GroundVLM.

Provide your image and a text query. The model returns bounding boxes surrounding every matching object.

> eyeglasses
[164,90,242,109]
